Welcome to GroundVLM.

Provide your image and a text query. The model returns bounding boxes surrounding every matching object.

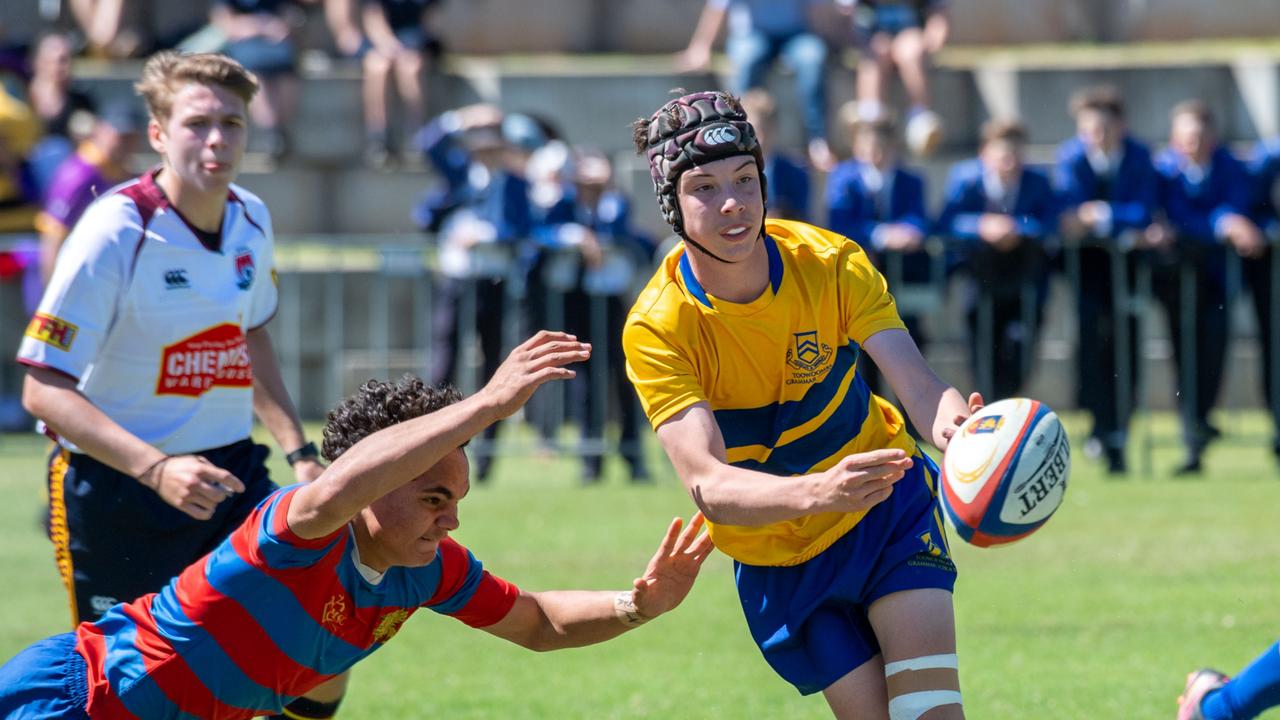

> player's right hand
[816,448,914,513]
[479,331,590,420]
[144,455,246,521]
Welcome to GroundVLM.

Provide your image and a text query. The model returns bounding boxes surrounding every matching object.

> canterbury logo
[703,126,738,145]
[164,269,189,289]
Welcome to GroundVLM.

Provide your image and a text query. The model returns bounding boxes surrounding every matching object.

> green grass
[0,413,1278,718]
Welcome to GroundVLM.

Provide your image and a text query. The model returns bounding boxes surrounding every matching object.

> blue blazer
[765,152,811,223]
[1248,138,1280,238]
[413,114,470,195]
[825,160,929,247]
[411,116,532,242]
[537,189,652,259]
[1053,135,1156,236]
[1152,145,1250,244]
[936,158,1056,247]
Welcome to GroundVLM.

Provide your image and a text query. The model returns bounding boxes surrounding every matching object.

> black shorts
[46,438,277,624]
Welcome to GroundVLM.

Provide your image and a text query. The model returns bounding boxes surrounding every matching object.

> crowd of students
[5,4,1280,482]
[696,81,1274,479]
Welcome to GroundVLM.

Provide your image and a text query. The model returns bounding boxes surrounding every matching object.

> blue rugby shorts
[0,632,89,719]
[734,452,957,695]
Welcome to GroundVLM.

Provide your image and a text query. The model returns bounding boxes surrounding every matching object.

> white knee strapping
[884,654,958,675]
[884,653,962,720]
[888,691,963,720]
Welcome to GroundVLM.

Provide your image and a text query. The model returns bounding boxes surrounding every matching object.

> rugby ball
[940,398,1070,548]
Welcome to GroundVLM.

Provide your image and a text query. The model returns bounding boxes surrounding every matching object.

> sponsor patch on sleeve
[25,313,78,351]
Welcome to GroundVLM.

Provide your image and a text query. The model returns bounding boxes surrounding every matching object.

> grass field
[0,412,1277,719]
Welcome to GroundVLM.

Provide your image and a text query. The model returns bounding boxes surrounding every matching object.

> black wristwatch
[285,441,319,466]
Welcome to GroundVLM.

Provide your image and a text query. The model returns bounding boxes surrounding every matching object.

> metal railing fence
[2,230,1277,475]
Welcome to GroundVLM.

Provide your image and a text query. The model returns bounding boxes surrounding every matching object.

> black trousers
[1149,243,1227,454]
[430,276,508,477]
[1242,248,1280,445]
[564,289,646,479]
[964,240,1046,401]
[1075,246,1141,450]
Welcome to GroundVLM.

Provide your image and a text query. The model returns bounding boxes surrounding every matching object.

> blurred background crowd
[4,0,1280,481]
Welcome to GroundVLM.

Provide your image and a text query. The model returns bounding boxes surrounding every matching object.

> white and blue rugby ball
[940,398,1070,547]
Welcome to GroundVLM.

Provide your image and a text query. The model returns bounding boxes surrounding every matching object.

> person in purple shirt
[35,101,142,285]
[1145,100,1263,474]
[1054,86,1156,475]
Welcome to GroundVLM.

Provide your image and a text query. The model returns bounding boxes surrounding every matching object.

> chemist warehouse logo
[156,323,253,397]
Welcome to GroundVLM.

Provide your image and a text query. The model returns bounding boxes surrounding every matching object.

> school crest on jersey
[919,530,945,558]
[156,323,253,397]
[233,247,255,290]
[321,594,348,630]
[785,330,832,384]
[372,609,411,644]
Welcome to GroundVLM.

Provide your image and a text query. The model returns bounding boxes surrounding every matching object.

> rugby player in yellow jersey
[625,91,981,719]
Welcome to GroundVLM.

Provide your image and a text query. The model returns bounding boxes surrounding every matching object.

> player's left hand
[292,457,326,484]
[630,513,715,621]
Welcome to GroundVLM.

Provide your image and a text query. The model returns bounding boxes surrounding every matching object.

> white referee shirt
[17,169,279,455]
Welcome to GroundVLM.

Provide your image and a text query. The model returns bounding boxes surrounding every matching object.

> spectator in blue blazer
[537,148,653,484]
[1146,99,1263,474]
[1246,137,1280,461]
[937,119,1056,400]
[739,89,811,223]
[827,108,931,393]
[413,104,536,481]
[1055,86,1156,475]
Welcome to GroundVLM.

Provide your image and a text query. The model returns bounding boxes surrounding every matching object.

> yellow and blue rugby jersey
[623,219,918,567]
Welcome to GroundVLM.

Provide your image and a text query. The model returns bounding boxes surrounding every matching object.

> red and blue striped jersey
[73,485,520,719]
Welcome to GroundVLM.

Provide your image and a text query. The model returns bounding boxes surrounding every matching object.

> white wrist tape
[613,591,649,627]
[885,653,962,720]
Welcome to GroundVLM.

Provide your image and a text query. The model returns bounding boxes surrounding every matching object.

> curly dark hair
[321,375,463,462]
